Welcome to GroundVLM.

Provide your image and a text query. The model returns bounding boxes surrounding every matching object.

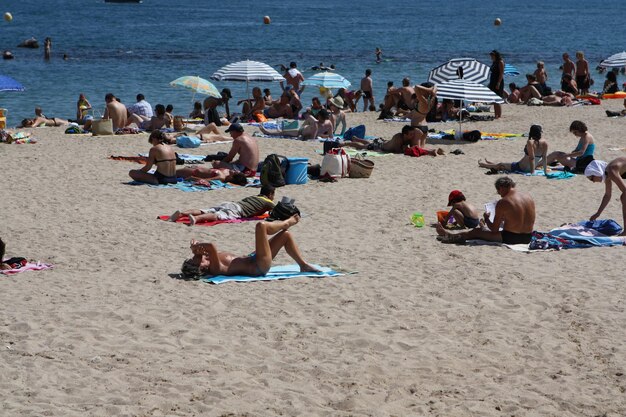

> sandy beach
[1,102,625,416]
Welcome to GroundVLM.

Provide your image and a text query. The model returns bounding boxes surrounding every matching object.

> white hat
[584,160,608,181]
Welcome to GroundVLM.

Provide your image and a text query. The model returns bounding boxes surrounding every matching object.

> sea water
[0,0,624,125]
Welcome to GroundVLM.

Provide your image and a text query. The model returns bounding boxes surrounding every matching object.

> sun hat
[329,96,345,109]
[584,160,608,181]
[447,190,465,206]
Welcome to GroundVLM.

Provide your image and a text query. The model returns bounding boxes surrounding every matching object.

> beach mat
[157,213,268,226]
[201,264,347,284]
[127,177,260,192]
[1,261,53,275]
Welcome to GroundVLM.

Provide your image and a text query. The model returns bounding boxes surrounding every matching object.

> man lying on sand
[585,158,626,236]
[170,185,275,226]
[342,124,444,155]
[436,177,536,244]
[181,214,320,279]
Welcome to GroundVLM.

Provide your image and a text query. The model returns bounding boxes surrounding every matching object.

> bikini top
[524,143,543,159]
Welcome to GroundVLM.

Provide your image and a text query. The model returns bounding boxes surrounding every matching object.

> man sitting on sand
[585,158,626,236]
[85,93,127,131]
[436,177,536,245]
[212,123,259,176]
[180,214,320,279]
[342,125,444,155]
[170,185,276,226]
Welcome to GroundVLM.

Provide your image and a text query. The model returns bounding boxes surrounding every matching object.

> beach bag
[577,219,623,236]
[342,124,366,140]
[260,154,289,187]
[462,130,481,142]
[321,147,350,178]
[176,135,202,148]
[91,118,113,136]
[349,154,374,178]
[173,116,186,132]
[267,201,301,221]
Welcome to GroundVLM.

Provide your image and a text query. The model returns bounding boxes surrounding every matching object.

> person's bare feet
[170,210,182,222]
[435,223,448,237]
[300,263,322,273]
[188,215,197,226]
[436,148,445,155]
[283,214,300,229]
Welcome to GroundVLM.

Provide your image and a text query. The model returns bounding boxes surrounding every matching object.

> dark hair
[165,104,173,112]
[318,109,330,120]
[263,88,271,94]
[495,176,515,189]
[606,71,617,83]
[312,97,321,104]
[402,77,410,86]
[420,81,434,88]
[401,125,416,135]
[21,118,32,127]
[155,104,165,116]
[0,238,5,262]
[387,81,394,87]
[490,50,502,61]
[526,73,537,82]
[136,94,145,101]
[509,82,518,90]
[529,124,542,140]
[193,101,202,110]
[181,258,203,279]
[260,184,275,197]
[230,171,248,186]
[289,61,297,68]
[569,120,587,132]
[105,93,115,102]
[149,130,166,144]
[365,69,372,76]
[221,88,232,99]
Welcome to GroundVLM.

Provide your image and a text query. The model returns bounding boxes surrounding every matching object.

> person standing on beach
[436,177,536,245]
[561,53,576,90]
[44,37,51,60]
[534,61,549,95]
[281,62,305,94]
[488,50,505,119]
[584,158,626,236]
[408,82,437,148]
[360,69,375,111]
[575,51,590,95]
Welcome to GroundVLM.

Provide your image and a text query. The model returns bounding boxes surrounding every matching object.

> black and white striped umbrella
[428,57,491,84]
[211,60,284,96]
[599,51,626,68]
[435,79,505,103]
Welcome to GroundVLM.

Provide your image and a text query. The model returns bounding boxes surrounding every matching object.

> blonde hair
[537,61,544,67]
[576,51,584,59]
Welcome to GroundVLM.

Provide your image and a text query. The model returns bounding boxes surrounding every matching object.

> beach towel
[315,148,389,157]
[201,264,347,284]
[127,177,260,192]
[544,224,626,247]
[1,261,53,275]
[157,213,268,226]
[109,155,148,163]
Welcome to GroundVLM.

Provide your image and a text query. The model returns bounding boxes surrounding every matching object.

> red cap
[447,190,465,206]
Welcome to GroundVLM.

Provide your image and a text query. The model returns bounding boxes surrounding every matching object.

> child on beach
[170,185,275,226]
[442,190,480,229]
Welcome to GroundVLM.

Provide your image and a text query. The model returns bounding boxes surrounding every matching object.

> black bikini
[154,157,177,184]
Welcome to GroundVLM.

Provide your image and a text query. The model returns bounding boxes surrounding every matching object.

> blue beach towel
[201,264,347,284]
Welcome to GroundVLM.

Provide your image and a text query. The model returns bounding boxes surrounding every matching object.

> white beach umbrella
[435,79,504,134]
[599,51,626,68]
[301,71,351,89]
[428,58,491,84]
[211,60,284,96]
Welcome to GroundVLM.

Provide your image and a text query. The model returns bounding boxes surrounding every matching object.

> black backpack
[260,154,289,187]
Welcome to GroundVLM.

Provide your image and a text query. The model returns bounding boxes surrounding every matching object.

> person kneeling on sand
[442,190,480,229]
[170,185,276,226]
[585,158,626,236]
[342,125,444,155]
[180,214,320,279]
[436,176,536,244]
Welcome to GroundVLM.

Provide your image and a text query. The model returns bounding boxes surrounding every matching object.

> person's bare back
[496,187,535,234]
[105,98,127,130]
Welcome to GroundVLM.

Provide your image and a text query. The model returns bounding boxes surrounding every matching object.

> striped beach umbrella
[428,58,491,84]
[436,79,505,103]
[211,60,284,96]
[504,63,520,77]
[0,75,25,92]
[599,51,626,68]
[301,71,351,89]
[170,76,221,101]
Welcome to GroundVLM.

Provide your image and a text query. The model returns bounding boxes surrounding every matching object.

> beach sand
[1,102,625,416]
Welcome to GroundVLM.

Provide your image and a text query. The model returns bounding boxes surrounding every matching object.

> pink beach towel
[157,213,269,226]
[1,262,53,275]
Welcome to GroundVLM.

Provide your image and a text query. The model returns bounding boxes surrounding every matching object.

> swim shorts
[367,138,386,151]
[363,91,372,99]
[510,162,521,172]
[464,216,480,229]
[501,230,532,245]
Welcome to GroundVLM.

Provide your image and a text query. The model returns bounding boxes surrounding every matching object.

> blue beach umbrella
[0,75,25,92]
[301,71,351,89]
[504,64,520,77]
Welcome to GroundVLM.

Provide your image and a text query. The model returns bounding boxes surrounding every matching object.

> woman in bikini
[128,131,178,185]
[585,157,626,236]
[181,215,320,278]
[478,125,548,174]
[409,83,437,148]
[20,116,69,128]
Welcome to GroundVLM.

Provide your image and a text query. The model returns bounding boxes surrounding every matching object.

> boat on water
[104,0,142,3]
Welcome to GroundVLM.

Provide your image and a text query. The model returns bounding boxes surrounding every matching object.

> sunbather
[342,125,442,155]
[174,166,247,185]
[181,214,320,279]
[20,116,69,128]
[547,120,595,172]
[128,131,178,185]
[259,109,333,139]
[585,157,626,236]
[169,185,275,225]
[478,124,548,174]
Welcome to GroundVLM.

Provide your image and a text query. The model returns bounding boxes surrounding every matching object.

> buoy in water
[494,18,502,26]
[4,12,13,22]
[263,16,271,24]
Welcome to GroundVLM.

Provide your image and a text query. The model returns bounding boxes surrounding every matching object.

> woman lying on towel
[128,131,178,185]
[585,157,626,236]
[20,116,69,128]
[478,124,548,174]
[181,215,320,279]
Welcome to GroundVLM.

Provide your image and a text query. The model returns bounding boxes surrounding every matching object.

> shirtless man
[263,94,294,119]
[585,157,626,236]
[281,61,305,94]
[436,177,536,245]
[381,77,414,115]
[181,215,319,278]
[239,87,266,120]
[408,83,437,148]
[212,123,259,176]
[342,125,443,155]
[360,69,375,112]
[103,93,127,130]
